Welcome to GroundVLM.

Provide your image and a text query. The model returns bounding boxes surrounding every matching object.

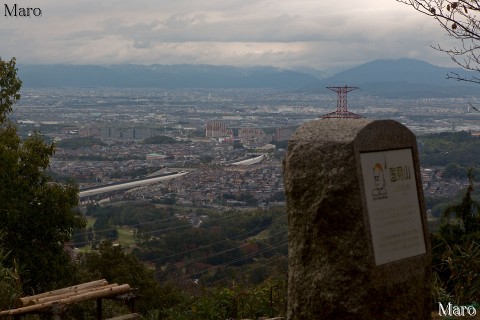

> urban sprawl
[13,87,480,212]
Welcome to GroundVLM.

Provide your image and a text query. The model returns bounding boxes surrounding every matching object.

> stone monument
[283,119,431,320]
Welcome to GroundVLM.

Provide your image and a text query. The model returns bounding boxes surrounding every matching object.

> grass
[80,217,136,249]
[86,216,96,228]
[116,226,136,247]
[77,245,92,253]
[248,228,270,241]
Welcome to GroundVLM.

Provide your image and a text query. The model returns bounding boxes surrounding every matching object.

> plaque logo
[372,163,387,201]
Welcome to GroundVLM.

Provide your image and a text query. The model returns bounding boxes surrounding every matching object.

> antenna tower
[321,85,363,119]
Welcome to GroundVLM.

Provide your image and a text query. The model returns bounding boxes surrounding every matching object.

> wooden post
[20,279,109,306]
[52,302,65,320]
[127,296,135,314]
[96,298,103,320]
[34,284,118,305]
[0,284,131,316]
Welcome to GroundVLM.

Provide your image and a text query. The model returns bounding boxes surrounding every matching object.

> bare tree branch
[398,0,480,83]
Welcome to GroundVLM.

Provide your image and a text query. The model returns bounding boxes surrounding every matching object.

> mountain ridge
[17,58,480,98]
[18,64,320,89]
[321,58,475,85]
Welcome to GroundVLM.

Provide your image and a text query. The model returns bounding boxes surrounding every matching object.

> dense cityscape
[11,87,480,210]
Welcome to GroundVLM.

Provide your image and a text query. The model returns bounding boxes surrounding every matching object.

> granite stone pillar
[283,119,431,320]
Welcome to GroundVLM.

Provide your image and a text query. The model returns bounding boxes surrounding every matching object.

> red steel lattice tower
[321,85,363,119]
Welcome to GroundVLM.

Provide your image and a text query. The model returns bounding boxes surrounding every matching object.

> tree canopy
[0,57,85,293]
[0,58,21,123]
[430,171,480,304]
[398,1,480,83]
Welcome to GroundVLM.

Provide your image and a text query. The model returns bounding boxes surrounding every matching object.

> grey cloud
[91,12,334,45]
[0,0,458,70]
[164,13,208,28]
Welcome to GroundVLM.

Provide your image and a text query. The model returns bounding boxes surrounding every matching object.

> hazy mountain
[324,58,458,85]
[18,64,321,89]
[17,59,480,98]
[290,66,331,80]
[317,58,479,98]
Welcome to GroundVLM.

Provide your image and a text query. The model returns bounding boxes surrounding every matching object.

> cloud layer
[1,0,457,71]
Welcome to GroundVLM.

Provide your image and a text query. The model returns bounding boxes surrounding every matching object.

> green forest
[418,131,480,178]
[417,131,480,218]
[80,203,288,284]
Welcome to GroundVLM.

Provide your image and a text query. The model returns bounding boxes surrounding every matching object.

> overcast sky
[1,0,456,72]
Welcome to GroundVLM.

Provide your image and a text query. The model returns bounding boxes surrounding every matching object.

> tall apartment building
[205,121,232,138]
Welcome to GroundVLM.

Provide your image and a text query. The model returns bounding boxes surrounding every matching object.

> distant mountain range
[18,64,319,90]
[17,58,480,98]
[317,58,478,98]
